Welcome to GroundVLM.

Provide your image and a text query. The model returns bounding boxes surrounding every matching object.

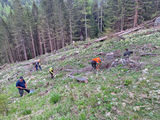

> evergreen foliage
[0,0,160,64]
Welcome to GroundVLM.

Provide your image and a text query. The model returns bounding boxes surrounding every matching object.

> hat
[20,76,23,79]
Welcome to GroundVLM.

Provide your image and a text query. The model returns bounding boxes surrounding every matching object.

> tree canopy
[0,0,159,64]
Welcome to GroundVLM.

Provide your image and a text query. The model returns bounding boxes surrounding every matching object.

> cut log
[94,17,158,43]
[64,69,79,73]
[0,64,7,70]
[96,52,106,56]
[140,53,159,56]
[79,66,93,73]
[94,36,108,42]
[68,75,88,83]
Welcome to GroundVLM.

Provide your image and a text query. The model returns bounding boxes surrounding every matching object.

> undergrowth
[0,28,160,120]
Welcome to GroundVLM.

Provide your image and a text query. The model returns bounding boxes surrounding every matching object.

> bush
[22,109,32,115]
[79,112,86,120]
[79,63,85,68]
[50,93,61,104]
[124,80,132,86]
[0,94,8,115]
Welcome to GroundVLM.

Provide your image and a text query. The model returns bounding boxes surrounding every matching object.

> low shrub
[22,109,32,115]
[124,79,132,86]
[50,93,61,104]
[0,94,8,115]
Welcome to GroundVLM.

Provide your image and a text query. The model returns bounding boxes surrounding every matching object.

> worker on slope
[123,48,133,59]
[91,57,102,70]
[49,67,54,79]
[35,59,42,71]
[121,48,133,65]
[16,76,30,97]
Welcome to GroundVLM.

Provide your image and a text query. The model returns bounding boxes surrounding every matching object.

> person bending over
[91,57,102,70]
[49,67,54,79]
[123,48,133,59]
[16,77,30,97]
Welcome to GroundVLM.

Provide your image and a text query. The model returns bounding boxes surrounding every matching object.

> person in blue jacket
[16,77,30,97]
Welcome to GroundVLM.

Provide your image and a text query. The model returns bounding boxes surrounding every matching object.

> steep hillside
[0,28,160,120]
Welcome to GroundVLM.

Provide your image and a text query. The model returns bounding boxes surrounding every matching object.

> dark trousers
[50,72,54,79]
[18,89,30,97]
[35,65,42,71]
[91,61,97,69]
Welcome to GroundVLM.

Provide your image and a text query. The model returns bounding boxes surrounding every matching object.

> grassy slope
[0,28,160,120]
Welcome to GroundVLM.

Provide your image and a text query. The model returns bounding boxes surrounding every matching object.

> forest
[0,0,160,64]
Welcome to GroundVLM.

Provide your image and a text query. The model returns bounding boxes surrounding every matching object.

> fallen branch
[140,53,159,56]
[68,75,88,82]
[0,64,7,70]
[94,17,157,43]
[64,69,80,73]
[94,36,108,42]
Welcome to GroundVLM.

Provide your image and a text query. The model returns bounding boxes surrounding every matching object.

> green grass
[0,28,160,120]
[21,109,32,115]
[50,93,61,104]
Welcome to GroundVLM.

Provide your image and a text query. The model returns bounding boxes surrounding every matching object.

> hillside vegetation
[0,28,160,120]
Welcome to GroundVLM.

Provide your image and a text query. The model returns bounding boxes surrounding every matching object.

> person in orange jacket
[91,57,102,70]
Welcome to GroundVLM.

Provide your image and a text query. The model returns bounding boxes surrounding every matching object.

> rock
[140,94,148,98]
[130,56,141,62]
[59,55,67,61]
[122,103,126,107]
[105,52,114,60]
[105,112,111,117]
[97,52,106,56]
[142,68,148,74]
[103,50,122,68]
[133,106,140,111]
[68,75,88,83]
[76,77,88,82]
[113,50,121,58]
[80,66,93,72]
[129,92,134,99]
[154,17,160,26]
[111,92,116,95]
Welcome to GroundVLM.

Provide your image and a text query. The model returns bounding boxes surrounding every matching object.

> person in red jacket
[91,57,102,70]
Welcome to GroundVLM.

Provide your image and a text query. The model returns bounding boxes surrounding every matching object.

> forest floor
[0,28,160,120]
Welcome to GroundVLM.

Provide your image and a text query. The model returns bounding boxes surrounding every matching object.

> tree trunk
[84,2,88,40]
[22,41,28,61]
[121,7,125,31]
[100,5,103,33]
[4,41,10,63]
[47,23,54,52]
[69,11,73,44]
[6,39,14,63]
[134,0,138,27]
[20,30,28,61]
[59,6,65,48]
[38,29,43,55]
[60,26,65,48]
[16,46,21,61]
[52,30,57,51]
[42,30,47,54]
[156,0,159,12]
[98,9,100,31]
[30,26,36,57]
